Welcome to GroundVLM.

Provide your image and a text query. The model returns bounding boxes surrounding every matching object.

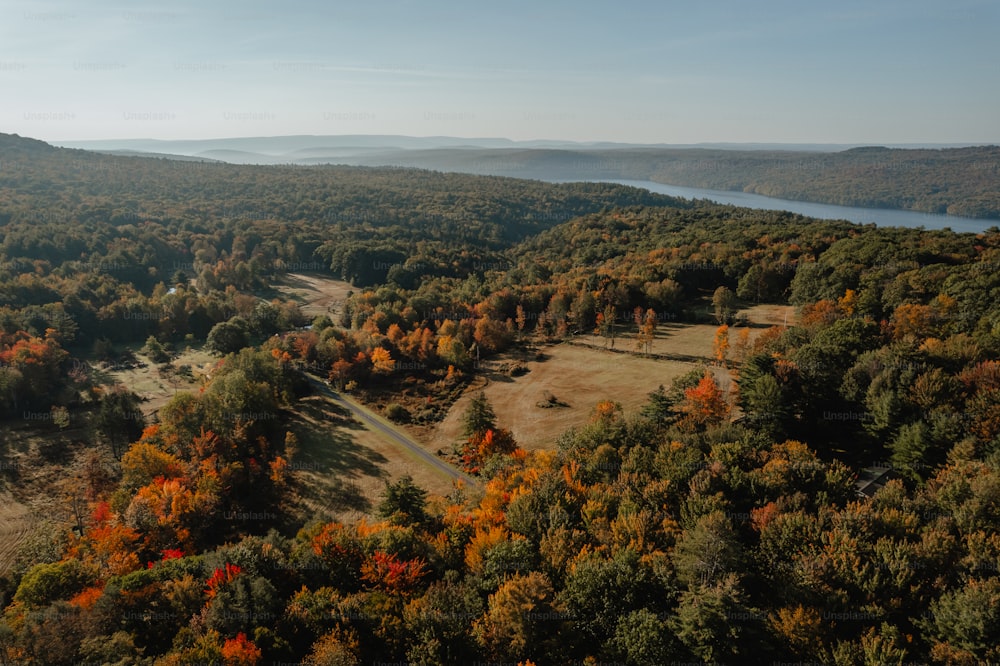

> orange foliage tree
[680,372,730,429]
[461,428,519,475]
[360,550,427,592]
[221,632,262,665]
[713,324,730,367]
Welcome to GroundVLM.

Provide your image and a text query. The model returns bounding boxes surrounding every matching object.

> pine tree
[462,391,497,438]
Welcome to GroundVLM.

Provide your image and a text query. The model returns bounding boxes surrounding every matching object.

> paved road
[306,376,479,488]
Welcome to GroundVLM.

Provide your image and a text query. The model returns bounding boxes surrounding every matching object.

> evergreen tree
[462,391,496,438]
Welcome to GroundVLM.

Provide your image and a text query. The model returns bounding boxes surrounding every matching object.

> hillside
[50,135,1000,219]
[343,144,1000,220]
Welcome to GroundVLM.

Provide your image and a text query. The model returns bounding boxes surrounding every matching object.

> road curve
[306,376,480,488]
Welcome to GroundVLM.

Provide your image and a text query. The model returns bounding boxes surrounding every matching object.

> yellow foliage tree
[713,324,730,367]
[370,346,395,374]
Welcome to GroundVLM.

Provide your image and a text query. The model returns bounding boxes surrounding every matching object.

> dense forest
[346,144,1000,220]
[2,133,1000,664]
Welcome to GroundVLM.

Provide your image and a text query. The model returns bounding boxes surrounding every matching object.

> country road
[306,376,480,488]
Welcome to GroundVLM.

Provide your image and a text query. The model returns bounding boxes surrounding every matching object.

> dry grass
[272,272,355,320]
[0,423,121,573]
[97,347,217,416]
[418,303,795,453]
[424,343,734,451]
[741,303,798,328]
[285,393,458,525]
[0,491,32,573]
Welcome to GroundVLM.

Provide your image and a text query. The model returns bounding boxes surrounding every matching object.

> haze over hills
[54,134,988,164]
[49,134,1000,220]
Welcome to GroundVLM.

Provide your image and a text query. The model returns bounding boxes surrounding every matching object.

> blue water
[596,179,998,234]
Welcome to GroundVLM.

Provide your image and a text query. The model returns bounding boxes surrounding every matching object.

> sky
[1,0,998,145]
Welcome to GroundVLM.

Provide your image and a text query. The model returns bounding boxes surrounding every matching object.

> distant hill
[94,149,223,163]
[40,133,1000,219]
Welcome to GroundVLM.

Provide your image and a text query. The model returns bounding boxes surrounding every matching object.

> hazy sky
[2,0,998,144]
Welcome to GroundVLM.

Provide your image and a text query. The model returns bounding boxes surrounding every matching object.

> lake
[586,179,998,234]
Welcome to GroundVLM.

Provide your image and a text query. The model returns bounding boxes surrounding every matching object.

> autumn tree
[461,427,518,475]
[472,571,561,663]
[370,346,395,375]
[713,324,730,367]
[680,371,730,429]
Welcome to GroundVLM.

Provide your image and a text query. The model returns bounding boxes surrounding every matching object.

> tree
[370,346,395,374]
[670,574,763,663]
[558,549,667,651]
[51,405,70,429]
[221,632,262,665]
[94,386,145,459]
[641,308,657,355]
[437,335,470,368]
[672,511,743,587]
[305,628,361,666]
[733,327,752,365]
[610,609,682,665]
[377,475,428,524]
[641,384,675,426]
[713,324,729,367]
[142,335,170,363]
[923,577,1000,661]
[474,315,511,353]
[515,304,527,339]
[680,372,730,429]
[462,391,496,438]
[461,428,518,475]
[595,304,617,348]
[206,318,249,355]
[14,559,93,608]
[472,571,560,663]
[712,286,737,324]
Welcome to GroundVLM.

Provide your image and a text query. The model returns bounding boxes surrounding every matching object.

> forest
[2,132,1000,664]
[347,143,1000,220]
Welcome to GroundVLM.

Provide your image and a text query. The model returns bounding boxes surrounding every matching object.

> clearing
[420,303,792,452]
[98,346,217,417]
[272,272,355,320]
[423,342,731,451]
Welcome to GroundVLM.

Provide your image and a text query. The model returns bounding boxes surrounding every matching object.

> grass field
[100,346,217,417]
[272,272,354,319]
[424,343,732,451]
[419,304,792,452]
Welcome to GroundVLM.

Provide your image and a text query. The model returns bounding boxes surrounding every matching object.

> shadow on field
[285,397,390,515]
